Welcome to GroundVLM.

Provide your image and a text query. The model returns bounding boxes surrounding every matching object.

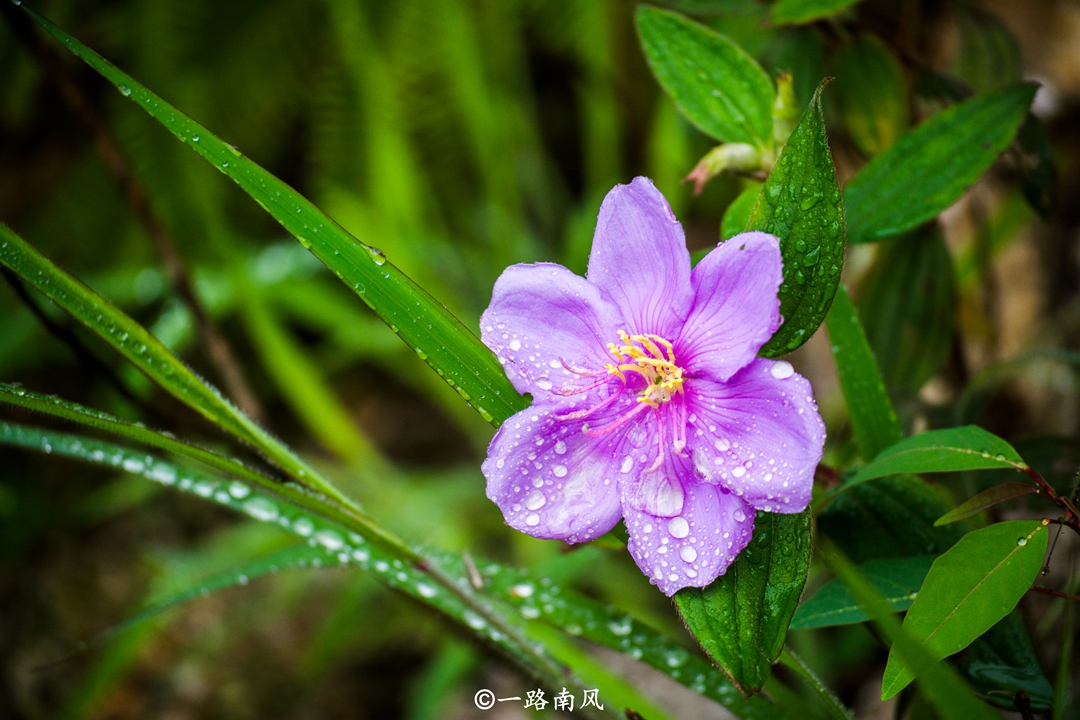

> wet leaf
[952,612,1054,711]
[823,543,1001,720]
[934,482,1039,526]
[831,33,908,156]
[844,84,1036,244]
[21,6,526,429]
[675,511,812,695]
[750,81,844,356]
[843,425,1027,491]
[881,520,1050,699]
[791,555,935,629]
[636,6,775,147]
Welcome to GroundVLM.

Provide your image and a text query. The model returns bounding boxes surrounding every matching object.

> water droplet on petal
[770,361,795,380]
[668,517,690,538]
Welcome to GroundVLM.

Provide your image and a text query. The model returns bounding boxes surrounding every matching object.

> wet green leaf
[953,612,1054,712]
[823,543,1000,720]
[844,84,1036,244]
[750,82,844,356]
[858,230,955,394]
[824,285,902,461]
[934,482,1039,526]
[721,181,761,240]
[843,425,1027,491]
[0,421,600,710]
[771,0,862,26]
[791,555,936,629]
[831,33,908,157]
[881,520,1050,699]
[22,6,526,429]
[675,511,811,695]
[636,6,775,147]
[819,474,1052,705]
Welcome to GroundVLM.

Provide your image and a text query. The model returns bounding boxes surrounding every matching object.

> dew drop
[552,465,567,478]
[228,481,251,499]
[770,361,795,380]
[509,339,521,351]
[525,490,546,510]
[417,583,437,598]
[1017,537,1028,546]
[554,440,567,455]
[621,456,634,473]
[713,438,730,452]
[668,517,690,538]
[680,546,698,563]
[536,377,553,391]
[526,513,540,526]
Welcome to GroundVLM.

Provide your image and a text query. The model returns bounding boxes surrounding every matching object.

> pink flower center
[604,331,685,408]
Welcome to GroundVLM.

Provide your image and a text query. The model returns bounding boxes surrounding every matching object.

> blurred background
[1,0,1078,718]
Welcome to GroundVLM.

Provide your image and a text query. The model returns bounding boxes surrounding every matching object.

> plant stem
[778,648,854,720]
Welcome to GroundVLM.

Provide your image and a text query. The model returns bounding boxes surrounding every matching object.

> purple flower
[480,177,825,595]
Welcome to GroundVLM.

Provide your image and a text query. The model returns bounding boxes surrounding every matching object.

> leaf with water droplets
[18,6,526,429]
[750,81,844,357]
[881,520,1049,699]
[0,420,598,707]
[636,6,775,148]
[839,425,1027,494]
[791,555,936,629]
[844,84,1036,244]
[674,511,811,695]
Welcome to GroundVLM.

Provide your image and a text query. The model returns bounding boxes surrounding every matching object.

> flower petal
[586,177,693,337]
[482,402,626,544]
[480,263,621,398]
[622,461,757,597]
[677,232,783,381]
[622,442,685,518]
[686,359,825,514]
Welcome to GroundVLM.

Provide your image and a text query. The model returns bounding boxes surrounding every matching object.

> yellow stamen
[604,331,684,407]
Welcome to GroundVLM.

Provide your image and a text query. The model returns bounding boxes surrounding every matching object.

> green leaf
[771,0,862,26]
[952,612,1054,712]
[0,222,337,496]
[636,6,775,147]
[21,6,526,428]
[790,555,936,629]
[820,477,965,564]
[1014,113,1058,220]
[857,230,955,394]
[819,474,1052,705]
[0,421,596,707]
[675,511,811,695]
[881,519,1050,699]
[934,482,1039,526]
[954,6,1022,94]
[749,81,844,356]
[843,425,1027,491]
[823,285,902,462]
[822,542,1001,720]
[830,33,908,157]
[478,559,791,720]
[844,84,1036,244]
[721,182,762,240]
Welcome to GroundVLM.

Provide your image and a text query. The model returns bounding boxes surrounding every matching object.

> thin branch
[1,4,265,424]
[1031,585,1080,603]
